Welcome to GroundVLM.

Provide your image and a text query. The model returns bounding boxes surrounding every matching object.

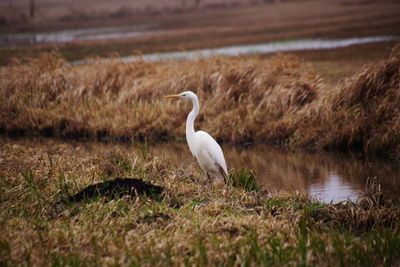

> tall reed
[1,45,399,156]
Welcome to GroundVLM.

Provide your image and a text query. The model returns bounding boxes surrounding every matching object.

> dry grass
[292,44,400,155]
[0,137,399,265]
[1,45,400,157]
[311,178,400,233]
[0,52,321,143]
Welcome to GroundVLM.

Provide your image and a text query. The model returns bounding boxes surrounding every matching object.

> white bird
[165,91,228,183]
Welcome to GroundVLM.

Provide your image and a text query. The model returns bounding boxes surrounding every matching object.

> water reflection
[2,136,399,203]
[309,173,359,203]
[149,142,400,203]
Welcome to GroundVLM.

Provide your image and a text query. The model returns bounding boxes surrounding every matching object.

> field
[1,0,400,65]
[1,137,400,265]
[1,0,400,265]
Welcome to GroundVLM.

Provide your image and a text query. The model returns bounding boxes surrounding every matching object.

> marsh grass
[1,45,399,156]
[0,138,399,265]
[229,168,258,191]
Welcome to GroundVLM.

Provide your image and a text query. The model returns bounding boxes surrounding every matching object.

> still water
[3,137,399,203]
[0,25,150,47]
[148,142,400,203]
[71,35,399,65]
[119,36,398,63]
[2,27,397,65]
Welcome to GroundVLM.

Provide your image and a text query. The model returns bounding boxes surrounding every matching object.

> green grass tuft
[229,168,258,191]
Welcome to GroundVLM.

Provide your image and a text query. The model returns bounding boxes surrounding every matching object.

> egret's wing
[196,131,228,174]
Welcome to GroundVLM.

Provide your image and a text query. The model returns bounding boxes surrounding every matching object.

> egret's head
[164,91,197,100]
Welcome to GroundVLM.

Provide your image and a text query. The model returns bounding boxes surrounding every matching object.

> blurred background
[1,0,399,66]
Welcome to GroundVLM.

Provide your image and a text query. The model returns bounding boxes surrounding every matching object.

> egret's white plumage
[165,91,228,183]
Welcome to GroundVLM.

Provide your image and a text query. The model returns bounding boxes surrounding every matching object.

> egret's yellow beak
[164,94,180,99]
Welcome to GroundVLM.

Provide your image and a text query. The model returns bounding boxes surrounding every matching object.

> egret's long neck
[186,96,199,145]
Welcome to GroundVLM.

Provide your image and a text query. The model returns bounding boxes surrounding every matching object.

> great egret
[165,91,228,183]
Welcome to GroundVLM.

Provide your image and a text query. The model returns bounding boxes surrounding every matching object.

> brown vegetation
[292,44,400,155]
[0,52,321,143]
[311,179,400,232]
[1,45,400,156]
[0,137,399,265]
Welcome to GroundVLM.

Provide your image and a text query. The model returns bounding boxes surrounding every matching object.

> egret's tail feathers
[217,164,229,184]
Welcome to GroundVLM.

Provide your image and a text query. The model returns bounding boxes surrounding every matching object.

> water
[0,24,150,47]
[2,25,395,52]
[2,136,399,203]
[149,142,400,203]
[121,36,398,62]
[73,35,399,65]
[1,26,397,64]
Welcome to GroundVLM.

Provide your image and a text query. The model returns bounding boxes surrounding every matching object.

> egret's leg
[217,165,228,184]
[201,173,211,191]
[207,172,212,183]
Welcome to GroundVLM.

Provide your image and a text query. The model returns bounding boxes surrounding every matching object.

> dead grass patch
[293,45,400,156]
[0,138,399,265]
[1,45,400,157]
